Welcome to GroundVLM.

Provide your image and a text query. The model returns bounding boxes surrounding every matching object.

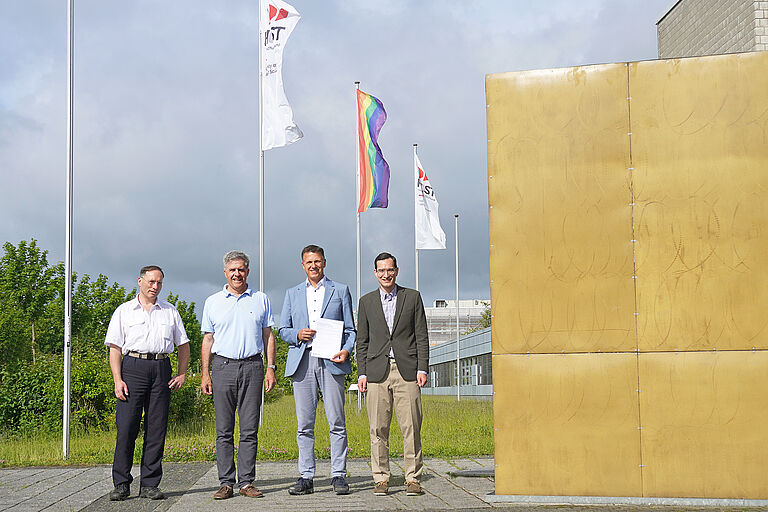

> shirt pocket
[126,313,147,337]
[159,319,174,342]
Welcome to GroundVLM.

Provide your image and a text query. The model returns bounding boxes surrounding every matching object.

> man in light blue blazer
[279,245,356,496]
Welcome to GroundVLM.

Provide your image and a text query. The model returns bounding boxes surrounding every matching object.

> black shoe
[332,476,350,495]
[109,483,130,501]
[139,486,165,500]
[288,477,314,495]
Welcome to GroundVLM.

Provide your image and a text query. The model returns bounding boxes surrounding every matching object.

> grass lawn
[0,395,493,467]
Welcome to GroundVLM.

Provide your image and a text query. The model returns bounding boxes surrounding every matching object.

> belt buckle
[146,353,156,360]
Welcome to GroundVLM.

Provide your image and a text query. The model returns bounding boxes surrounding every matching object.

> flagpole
[454,214,460,402]
[413,144,419,291]
[63,0,74,460]
[258,0,265,425]
[355,82,361,307]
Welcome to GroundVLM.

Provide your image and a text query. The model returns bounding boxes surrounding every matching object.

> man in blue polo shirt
[200,250,277,500]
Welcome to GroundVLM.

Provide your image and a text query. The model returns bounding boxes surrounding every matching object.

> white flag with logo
[415,154,446,250]
[260,0,303,150]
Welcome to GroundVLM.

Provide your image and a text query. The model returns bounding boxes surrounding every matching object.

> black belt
[214,353,262,362]
[126,351,169,360]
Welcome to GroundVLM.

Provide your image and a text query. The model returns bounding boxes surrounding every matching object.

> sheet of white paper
[310,318,344,359]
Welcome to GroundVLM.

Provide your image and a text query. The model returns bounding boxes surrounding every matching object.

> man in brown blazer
[357,252,429,497]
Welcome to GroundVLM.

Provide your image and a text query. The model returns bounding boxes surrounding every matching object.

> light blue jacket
[279,278,356,377]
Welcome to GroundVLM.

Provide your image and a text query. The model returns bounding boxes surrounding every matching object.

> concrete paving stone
[80,463,210,512]
[6,459,766,512]
[0,468,94,510]
[0,469,47,487]
[25,467,112,512]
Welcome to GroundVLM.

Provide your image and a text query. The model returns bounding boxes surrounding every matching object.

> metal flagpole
[355,81,361,411]
[413,144,419,291]
[355,82,361,307]
[454,214,460,402]
[258,0,265,425]
[63,0,74,460]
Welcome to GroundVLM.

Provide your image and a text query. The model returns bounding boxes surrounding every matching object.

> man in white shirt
[278,245,356,495]
[105,265,190,501]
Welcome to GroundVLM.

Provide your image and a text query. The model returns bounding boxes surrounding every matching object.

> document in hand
[310,318,344,359]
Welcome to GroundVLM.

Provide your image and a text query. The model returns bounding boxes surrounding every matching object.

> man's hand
[297,329,316,342]
[357,376,367,393]
[200,373,213,395]
[169,373,186,390]
[114,380,129,401]
[264,367,276,392]
[416,372,428,388]
[330,349,349,363]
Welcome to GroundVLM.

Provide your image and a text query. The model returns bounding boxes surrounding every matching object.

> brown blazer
[356,285,429,383]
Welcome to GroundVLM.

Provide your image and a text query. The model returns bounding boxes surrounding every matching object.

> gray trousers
[292,352,347,479]
[212,354,264,488]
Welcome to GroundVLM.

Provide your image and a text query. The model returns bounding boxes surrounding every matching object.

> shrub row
[0,353,219,437]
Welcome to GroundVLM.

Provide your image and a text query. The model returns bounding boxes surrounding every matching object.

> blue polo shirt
[201,285,274,359]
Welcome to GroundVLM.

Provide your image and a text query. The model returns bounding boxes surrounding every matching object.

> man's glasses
[375,268,397,275]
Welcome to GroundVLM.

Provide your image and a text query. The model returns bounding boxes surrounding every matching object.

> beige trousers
[367,360,423,484]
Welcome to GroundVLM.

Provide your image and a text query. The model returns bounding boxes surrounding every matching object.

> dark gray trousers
[212,354,264,488]
[113,356,171,488]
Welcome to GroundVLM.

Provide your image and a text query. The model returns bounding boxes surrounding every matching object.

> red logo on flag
[269,4,289,23]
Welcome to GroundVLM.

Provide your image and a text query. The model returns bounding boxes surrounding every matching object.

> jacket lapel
[297,284,309,325]
[320,279,335,317]
[391,285,405,334]
[369,290,389,333]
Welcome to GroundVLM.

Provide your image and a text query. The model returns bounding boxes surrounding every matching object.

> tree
[71,273,133,356]
[166,293,202,369]
[465,301,491,334]
[0,240,63,364]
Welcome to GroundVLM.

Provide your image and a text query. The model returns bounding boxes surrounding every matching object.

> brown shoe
[239,484,264,498]
[373,480,388,496]
[213,485,233,500]
[406,481,423,496]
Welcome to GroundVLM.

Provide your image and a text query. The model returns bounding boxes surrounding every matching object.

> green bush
[168,372,214,425]
[0,356,61,435]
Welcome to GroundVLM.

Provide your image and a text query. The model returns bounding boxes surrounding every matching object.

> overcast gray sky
[1,0,673,318]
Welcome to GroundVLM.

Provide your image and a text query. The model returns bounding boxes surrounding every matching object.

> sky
[0,0,674,319]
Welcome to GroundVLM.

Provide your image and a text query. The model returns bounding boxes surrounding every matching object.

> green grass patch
[0,395,493,466]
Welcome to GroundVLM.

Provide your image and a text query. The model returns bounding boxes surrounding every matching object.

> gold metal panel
[639,350,768,499]
[487,65,636,355]
[493,352,642,496]
[631,52,768,351]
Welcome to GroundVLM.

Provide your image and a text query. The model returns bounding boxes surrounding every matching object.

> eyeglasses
[375,268,397,275]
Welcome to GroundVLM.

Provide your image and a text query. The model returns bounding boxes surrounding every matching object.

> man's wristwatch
[267,364,276,370]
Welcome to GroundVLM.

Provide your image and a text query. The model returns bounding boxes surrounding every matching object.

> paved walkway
[1,457,766,511]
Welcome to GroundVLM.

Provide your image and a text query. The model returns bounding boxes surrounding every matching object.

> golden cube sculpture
[487,51,768,499]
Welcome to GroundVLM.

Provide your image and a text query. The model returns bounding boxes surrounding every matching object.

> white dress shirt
[105,297,189,354]
[305,276,326,348]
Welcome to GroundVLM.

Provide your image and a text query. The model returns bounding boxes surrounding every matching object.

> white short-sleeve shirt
[104,297,190,354]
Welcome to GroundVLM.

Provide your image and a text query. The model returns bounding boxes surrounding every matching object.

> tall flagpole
[63,0,74,460]
[454,214,460,402]
[258,1,265,425]
[258,5,265,294]
[413,144,419,291]
[355,82,361,306]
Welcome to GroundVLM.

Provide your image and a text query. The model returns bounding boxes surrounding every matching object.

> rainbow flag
[357,89,390,212]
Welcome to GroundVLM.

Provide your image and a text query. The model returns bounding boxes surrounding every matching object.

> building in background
[422,326,492,398]
[424,299,489,346]
[657,0,768,58]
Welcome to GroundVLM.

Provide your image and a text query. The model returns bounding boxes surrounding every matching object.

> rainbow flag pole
[354,83,391,305]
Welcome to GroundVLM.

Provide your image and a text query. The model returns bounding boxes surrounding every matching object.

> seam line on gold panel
[627,61,645,495]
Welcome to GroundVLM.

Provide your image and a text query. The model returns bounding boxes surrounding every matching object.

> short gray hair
[223,250,250,269]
